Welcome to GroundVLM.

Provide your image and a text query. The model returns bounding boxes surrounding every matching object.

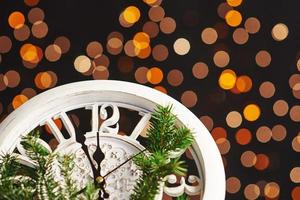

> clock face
[0,81,225,200]
[62,135,143,200]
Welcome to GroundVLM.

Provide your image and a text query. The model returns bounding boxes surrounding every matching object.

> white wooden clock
[0,80,225,200]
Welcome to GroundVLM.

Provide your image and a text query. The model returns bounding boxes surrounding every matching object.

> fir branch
[131,105,195,200]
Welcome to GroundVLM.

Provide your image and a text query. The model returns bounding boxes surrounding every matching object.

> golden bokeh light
[243,104,261,121]
[219,69,237,90]
[20,43,41,63]
[227,0,243,7]
[8,11,25,29]
[123,6,140,24]
[225,10,242,27]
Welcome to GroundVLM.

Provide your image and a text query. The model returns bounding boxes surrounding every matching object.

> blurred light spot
[290,105,300,122]
[225,10,242,27]
[241,151,257,167]
[259,81,275,98]
[271,124,286,141]
[201,27,218,45]
[291,167,300,183]
[173,38,190,55]
[167,69,183,87]
[147,67,163,84]
[226,177,241,194]
[236,75,252,92]
[233,28,249,45]
[54,36,71,54]
[255,50,271,67]
[8,11,25,29]
[45,44,62,62]
[20,43,41,63]
[292,187,300,200]
[219,69,236,90]
[86,41,103,58]
[256,126,272,143]
[181,90,197,108]
[211,127,227,141]
[255,154,269,170]
[192,62,209,79]
[148,6,165,22]
[143,21,159,38]
[74,55,91,73]
[227,0,243,7]
[135,67,148,84]
[200,115,214,131]
[21,88,36,99]
[123,6,140,24]
[154,86,167,94]
[136,46,151,59]
[34,71,56,89]
[244,184,260,200]
[273,99,289,117]
[217,3,233,19]
[243,104,261,121]
[28,7,44,24]
[226,111,242,128]
[4,70,20,88]
[272,23,289,41]
[235,128,252,145]
[216,138,231,155]
[31,21,48,38]
[124,40,137,57]
[24,0,39,7]
[264,182,280,199]
[152,44,168,61]
[14,24,30,41]
[160,17,176,34]
[0,36,12,53]
[214,51,230,68]
[133,32,150,50]
[93,68,109,80]
[12,94,28,109]
[245,17,260,34]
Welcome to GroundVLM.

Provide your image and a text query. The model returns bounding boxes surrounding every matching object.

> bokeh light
[219,69,237,90]
[225,10,242,27]
[243,104,261,122]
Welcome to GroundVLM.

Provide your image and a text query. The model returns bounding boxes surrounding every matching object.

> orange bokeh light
[133,32,150,50]
[147,67,163,84]
[225,10,242,27]
[243,104,261,121]
[255,154,270,170]
[211,127,227,141]
[123,6,140,24]
[8,11,25,29]
[235,128,252,145]
[20,43,42,63]
[219,69,237,90]
[35,72,53,89]
[12,94,28,109]
[154,86,167,94]
[236,75,252,93]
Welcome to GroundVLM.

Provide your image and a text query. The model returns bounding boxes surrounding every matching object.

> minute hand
[103,148,147,178]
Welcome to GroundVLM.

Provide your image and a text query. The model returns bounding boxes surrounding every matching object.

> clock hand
[103,148,147,178]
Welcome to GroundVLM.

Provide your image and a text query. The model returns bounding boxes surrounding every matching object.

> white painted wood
[0,80,225,200]
[130,113,151,139]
